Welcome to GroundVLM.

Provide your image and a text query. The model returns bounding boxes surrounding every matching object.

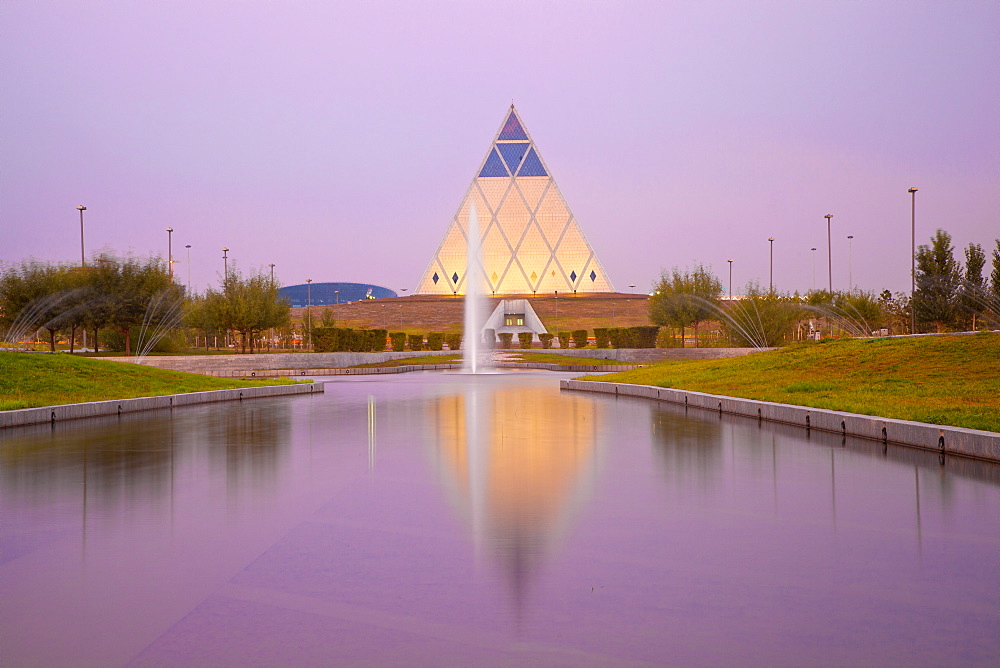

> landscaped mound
[0,352,299,411]
[583,334,1000,432]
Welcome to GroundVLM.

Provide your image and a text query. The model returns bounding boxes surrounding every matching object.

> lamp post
[185,245,192,292]
[811,248,817,291]
[335,290,340,305]
[727,259,733,300]
[768,237,775,293]
[908,187,918,334]
[166,228,174,279]
[76,206,87,266]
[824,214,833,292]
[222,247,229,284]
[847,235,854,292]
[269,263,275,284]
[306,279,313,350]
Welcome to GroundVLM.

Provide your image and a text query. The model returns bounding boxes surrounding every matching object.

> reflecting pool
[1,371,998,665]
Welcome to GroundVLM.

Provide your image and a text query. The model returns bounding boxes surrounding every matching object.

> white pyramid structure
[415,105,614,295]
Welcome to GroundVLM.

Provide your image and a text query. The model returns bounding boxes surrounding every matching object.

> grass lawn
[505,352,624,365]
[0,352,302,411]
[581,334,1000,432]
[349,354,462,368]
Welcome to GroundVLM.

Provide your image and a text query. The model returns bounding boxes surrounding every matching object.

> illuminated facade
[415,105,614,295]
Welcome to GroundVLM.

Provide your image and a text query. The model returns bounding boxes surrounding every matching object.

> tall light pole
[824,214,833,293]
[185,244,192,292]
[222,248,229,284]
[811,248,817,291]
[768,237,775,293]
[908,187,918,334]
[847,235,854,292]
[727,259,733,300]
[306,278,313,350]
[269,263,275,284]
[166,228,174,279]
[76,206,87,267]
[335,290,340,305]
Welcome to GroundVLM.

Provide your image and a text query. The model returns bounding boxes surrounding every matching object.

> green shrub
[572,329,588,348]
[634,326,660,348]
[407,334,424,351]
[517,332,534,349]
[445,332,463,350]
[594,328,611,348]
[483,328,496,349]
[427,332,445,351]
[498,332,514,349]
[538,333,554,349]
[389,332,406,352]
[558,331,571,349]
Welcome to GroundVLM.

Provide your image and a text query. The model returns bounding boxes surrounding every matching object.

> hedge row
[313,327,388,352]
[594,326,659,349]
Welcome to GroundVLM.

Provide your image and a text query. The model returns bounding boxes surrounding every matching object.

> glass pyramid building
[415,105,614,295]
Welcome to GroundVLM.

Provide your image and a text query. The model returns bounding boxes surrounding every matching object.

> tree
[963,243,986,330]
[649,264,722,347]
[878,290,910,335]
[722,284,802,347]
[90,254,180,356]
[196,267,290,353]
[913,229,962,332]
[0,260,74,350]
[992,239,1000,303]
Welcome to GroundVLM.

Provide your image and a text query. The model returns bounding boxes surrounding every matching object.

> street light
[76,206,87,267]
[269,263,275,284]
[335,289,340,305]
[185,244,192,292]
[768,237,775,293]
[847,235,854,292]
[306,279,313,350]
[727,259,733,300]
[908,187,918,334]
[166,228,174,279]
[810,248,817,291]
[824,214,833,292]
[222,247,229,283]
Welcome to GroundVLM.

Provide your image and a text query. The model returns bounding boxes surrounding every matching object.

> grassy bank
[0,352,301,411]
[582,334,1000,432]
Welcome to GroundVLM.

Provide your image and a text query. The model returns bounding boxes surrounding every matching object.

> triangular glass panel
[498,110,528,141]
[517,147,547,177]
[497,142,529,174]
[478,148,509,177]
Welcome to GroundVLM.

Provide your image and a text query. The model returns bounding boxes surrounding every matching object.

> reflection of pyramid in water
[415,105,615,295]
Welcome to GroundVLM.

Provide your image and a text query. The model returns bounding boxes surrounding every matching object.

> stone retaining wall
[538,348,772,362]
[0,383,325,429]
[561,379,1000,463]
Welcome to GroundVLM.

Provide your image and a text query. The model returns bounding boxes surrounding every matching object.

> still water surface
[1,371,998,665]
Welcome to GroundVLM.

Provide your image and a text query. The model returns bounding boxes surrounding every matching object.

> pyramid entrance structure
[415,105,614,295]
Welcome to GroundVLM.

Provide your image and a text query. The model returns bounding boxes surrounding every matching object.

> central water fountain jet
[462,201,491,373]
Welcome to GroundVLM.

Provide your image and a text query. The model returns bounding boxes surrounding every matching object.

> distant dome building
[279,282,397,308]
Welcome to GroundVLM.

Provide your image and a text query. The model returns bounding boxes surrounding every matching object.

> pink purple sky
[2,1,998,297]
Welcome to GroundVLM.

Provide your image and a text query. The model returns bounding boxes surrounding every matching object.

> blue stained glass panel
[452,272,459,284]
[517,147,547,176]
[478,148,509,177]
[497,142,529,174]
[498,111,528,140]
[590,270,597,282]
[570,271,577,282]
[432,273,439,284]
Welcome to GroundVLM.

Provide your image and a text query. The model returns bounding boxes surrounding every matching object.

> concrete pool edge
[0,383,325,429]
[561,379,1000,463]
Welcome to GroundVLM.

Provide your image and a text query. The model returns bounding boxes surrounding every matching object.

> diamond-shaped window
[432,273,439,284]
[590,270,597,282]
[570,271,577,282]
[452,272,459,284]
